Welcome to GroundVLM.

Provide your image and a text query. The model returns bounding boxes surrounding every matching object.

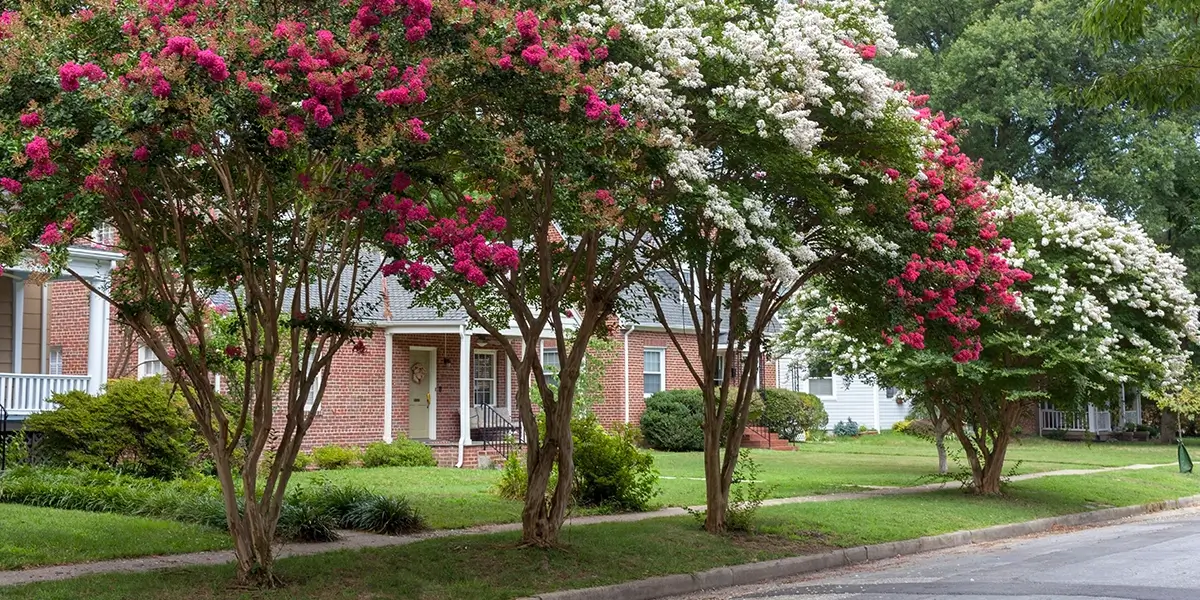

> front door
[409,349,432,439]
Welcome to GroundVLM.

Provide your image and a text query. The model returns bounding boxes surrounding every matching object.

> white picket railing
[1041,408,1087,431]
[0,374,90,416]
[1093,410,1112,433]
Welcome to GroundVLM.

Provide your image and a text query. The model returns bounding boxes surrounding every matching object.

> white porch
[0,246,120,420]
[1038,385,1143,437]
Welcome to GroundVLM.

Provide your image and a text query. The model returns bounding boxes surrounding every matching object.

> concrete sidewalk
[0,462,1175,587]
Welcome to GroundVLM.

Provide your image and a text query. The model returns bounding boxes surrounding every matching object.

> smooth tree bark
[931,388,1023,495]
[73,152,379,585]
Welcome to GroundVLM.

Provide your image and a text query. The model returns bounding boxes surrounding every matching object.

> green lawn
[5,468,1196,600]
[0,504,231,570]
[295,434,1189,527]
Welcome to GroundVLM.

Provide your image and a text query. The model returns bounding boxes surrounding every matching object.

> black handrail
[473,404,523,461]
[1,402,8,471]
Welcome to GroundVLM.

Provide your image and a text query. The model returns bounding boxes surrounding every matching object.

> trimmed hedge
[311,445,362,470]
[639,388,764,451]
[572,415,658,512]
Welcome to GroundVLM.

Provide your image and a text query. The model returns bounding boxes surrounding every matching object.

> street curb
[517,493,1200,600]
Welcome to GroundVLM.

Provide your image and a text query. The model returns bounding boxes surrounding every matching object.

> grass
[4,467,1196,600]
[294,433,1191,526]
[0,504,231,570]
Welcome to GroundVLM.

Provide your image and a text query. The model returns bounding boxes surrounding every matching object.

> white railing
[0,374,91,416]
[1041,408,1087,431]
[1093,410,1112,433]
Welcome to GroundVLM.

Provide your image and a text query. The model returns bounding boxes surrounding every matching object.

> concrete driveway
[671,507,1200,600]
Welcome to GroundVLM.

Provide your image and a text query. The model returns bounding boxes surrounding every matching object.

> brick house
[28,248,800,466]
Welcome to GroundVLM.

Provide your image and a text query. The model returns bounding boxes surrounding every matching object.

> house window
[303,356,322,411]
[138,345,165,379]
[644,348,665,396]
[92,224,118,249]
[48,346,63,375]
[474,351,496,406]
[714,355,725,386]
[885,386,898,399]
[541,345,560,388]
[807,360,833,397]
[787,362,803,392]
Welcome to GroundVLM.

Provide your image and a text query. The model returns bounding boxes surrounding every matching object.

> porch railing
[471,404,523,460]
[0,374,91,417]
[1093,410,1112,433]
[1041,408,1087,431]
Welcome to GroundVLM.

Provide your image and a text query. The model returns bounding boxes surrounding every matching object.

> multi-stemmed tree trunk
[933,390,1023,495]
[72,152,379,585]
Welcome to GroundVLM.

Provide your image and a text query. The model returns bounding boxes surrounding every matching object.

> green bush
[891,419,912,433]
[311,445,361,470]
[758,389,828,440]
[361,437,436,468]
[494,450,527,500]
[833,418,860,437]
[24,378,199,479]
[640,390,704,451]
[277,498,338,542]
[640,389,763,451]
[294,451,312,471]
[343,494,423,535]
[572,415,659,512]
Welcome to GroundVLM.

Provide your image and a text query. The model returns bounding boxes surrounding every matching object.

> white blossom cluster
[997,182,1200,387]
[575,0,916,285]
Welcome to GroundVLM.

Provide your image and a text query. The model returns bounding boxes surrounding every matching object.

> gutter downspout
[623,324,635,424]
[456,323,467,468]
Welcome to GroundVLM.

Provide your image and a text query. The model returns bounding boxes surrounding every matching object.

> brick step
[741,429,796,451]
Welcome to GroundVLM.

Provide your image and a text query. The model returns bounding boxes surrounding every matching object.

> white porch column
[459,328,472,445]
[86,281,108,394]
[872,383,880,432]
[12,278,24,373]
[383,333,394,443]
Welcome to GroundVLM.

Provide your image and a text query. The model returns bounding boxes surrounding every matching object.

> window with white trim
[138,345,165,379]
[643,348,665,396]
[787,362,803,392]
[48,346,63,375]
[303,356,322,411]
[713,355,725,386]
[541,345,560,388]
[807,361,833,397]
[885,386,898,399]
[474,351,496,406]
[92,224,118,249]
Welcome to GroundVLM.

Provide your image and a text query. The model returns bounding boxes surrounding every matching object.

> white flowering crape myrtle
[577,0,921,285]
[781,182,1200,404]
[997,182,1200,391]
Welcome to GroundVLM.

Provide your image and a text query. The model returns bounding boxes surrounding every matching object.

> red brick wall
[48,281,91,376]
[290,333,388,448]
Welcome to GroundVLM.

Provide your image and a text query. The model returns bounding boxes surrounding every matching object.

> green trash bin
[1180,441,1193,474]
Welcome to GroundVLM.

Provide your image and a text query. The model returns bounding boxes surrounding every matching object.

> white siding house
[774,353,910,432]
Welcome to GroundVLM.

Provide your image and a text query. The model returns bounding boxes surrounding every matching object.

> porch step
[741,428,795,451]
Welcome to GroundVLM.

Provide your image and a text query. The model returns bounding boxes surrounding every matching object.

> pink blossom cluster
[24,136,57,179]
[423,205,518,286]
[350,0,433,42]
[0,11,17,39]
[118,53,173,98]
[580,86,628,128]
[0,177,21,195]
[840,39,876,60]
[376,63,428,106]
[883,98,1031,362]
[498,10,610,75]
[401,117,430,143]
[38,220,72,246]
[159,37,228,81]
[18,112,40,128]
[58,61,107,92]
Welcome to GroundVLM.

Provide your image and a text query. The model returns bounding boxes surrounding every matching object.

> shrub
[572,415,659,512]
[891,419,912,433]
[361,437,436,468]
[758,389,828,440]
[640,388,762,451]
[726,450,772,532]
[23,378,199,479]
[294,451,312,471]
[494,450,527,500]
[833,418,860,437]
[640,390,704,451]
[343,494,424,535]
[277,498,338,542]
[311,445,361,470]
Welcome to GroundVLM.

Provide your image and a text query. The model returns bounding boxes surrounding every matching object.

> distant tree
[787,181,1200,493]
[1082,0,1200,112]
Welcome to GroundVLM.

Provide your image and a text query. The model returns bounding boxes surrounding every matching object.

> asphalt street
[671,507,1200,600]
